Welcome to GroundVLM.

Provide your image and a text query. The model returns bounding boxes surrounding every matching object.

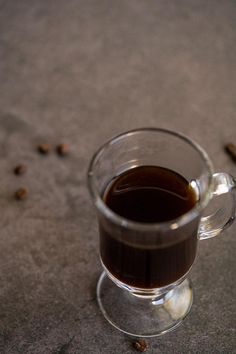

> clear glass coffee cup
[87,128,236,337]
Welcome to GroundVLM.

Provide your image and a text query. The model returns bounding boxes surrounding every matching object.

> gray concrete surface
[0,0,236,353]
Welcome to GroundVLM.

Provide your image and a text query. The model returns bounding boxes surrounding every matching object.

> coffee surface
[104,165,196,223]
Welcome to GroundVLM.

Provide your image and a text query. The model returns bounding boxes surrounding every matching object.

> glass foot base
[97,272,193,337]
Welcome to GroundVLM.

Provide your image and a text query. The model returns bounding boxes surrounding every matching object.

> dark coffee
[100,166,198,288]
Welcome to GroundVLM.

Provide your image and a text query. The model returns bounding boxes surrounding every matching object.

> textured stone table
[0,1,236,353]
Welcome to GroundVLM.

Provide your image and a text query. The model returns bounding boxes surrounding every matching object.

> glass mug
[87,128,236,337]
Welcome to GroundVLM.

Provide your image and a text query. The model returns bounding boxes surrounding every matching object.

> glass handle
[199,173,236,240]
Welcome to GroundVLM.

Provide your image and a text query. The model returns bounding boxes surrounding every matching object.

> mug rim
[87,127,214,231]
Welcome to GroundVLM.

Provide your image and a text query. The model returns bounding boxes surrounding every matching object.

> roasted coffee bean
[56,143,69,156]
[38,143,51,154]
[14,164,27,175]
[132,339,148,352]
[225,143,236,162]
[15,187,28,200]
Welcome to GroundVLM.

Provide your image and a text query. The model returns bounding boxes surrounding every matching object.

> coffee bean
[225,143,236,162]
[15,187,28,200]
[56,143,69,156]
[132,339,148,352]
[14,164,27,175]
[38,143,51,154]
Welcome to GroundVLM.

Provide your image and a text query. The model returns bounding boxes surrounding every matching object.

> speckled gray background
[0,0,235,353]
